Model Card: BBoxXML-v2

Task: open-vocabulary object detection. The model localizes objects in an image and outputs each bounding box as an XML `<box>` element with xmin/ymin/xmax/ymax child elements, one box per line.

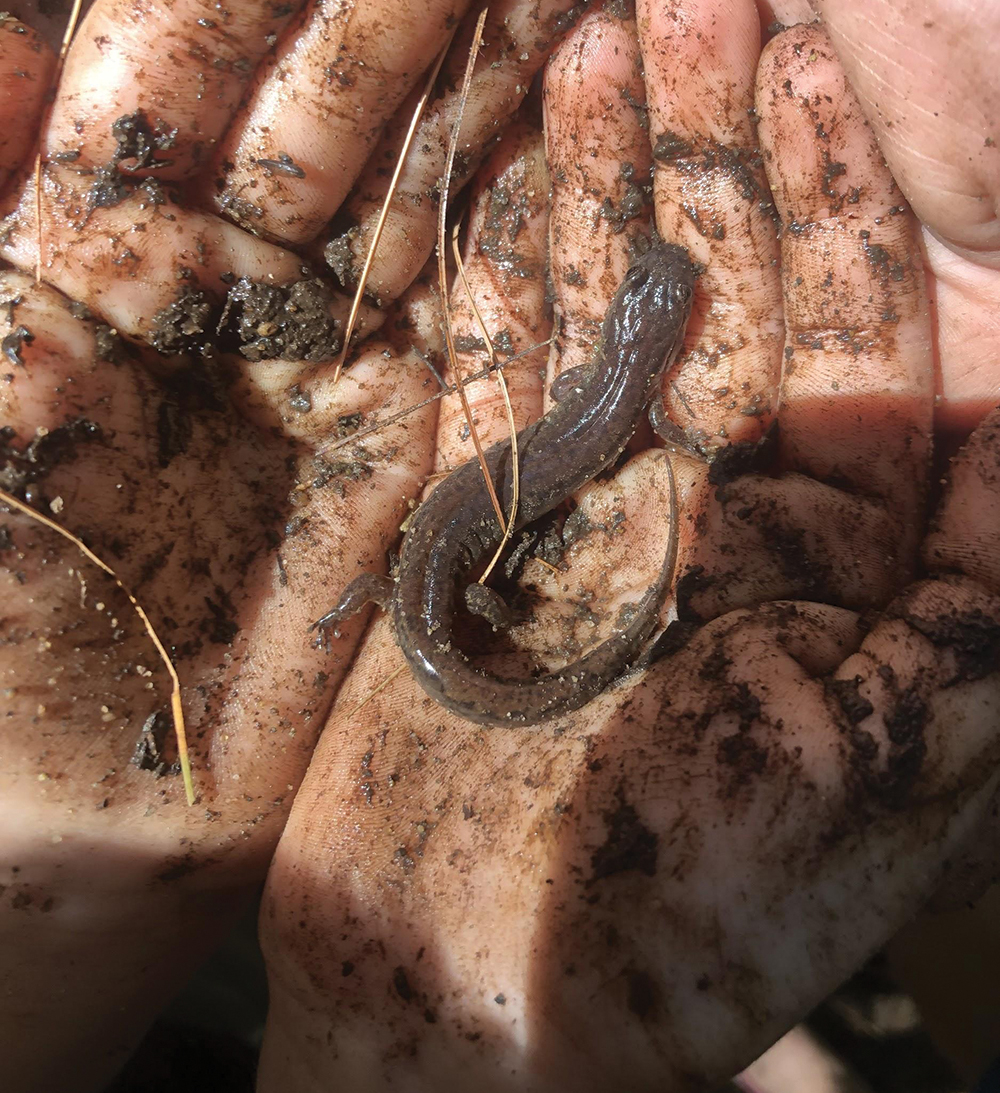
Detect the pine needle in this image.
<box><xmin>0</xmin><ymin>487</ymin><xmax>195</xmax><ymax>806</ymax></box>
<box><xmin>34</xmin><ymin>0</ymin><xmax>84</xmax><ymax>284</ymax></box>
<box><xmin>331</xmin><ymin>25</ymin><xmax>457</xmax><ymax>387</ymax></box>
<box><xmin>449</xmin><ymin>221</ymin><xmax>519</xmax><ymax>583</ymax></box>
<box><xmin>436</xmin><ymin>7</ymin><xmax>506</xmax><ymax>530</ymax></box>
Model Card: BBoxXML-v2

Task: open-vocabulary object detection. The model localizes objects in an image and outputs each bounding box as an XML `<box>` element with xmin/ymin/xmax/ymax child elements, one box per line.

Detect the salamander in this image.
<box><xmin>315</xmin><ymin>241</ymin><xmax>696</xmax><ymax>726</ymax></box>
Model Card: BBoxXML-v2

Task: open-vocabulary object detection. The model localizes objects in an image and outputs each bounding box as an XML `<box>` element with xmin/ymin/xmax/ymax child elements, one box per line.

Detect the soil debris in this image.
<box><xmin>589</xmin><ymin>785</ymin><xmax>659</xmax><ymax>883</ymax></box>
<box><xmin>2</xmin><ymin>324</ymin><xmax>32</xmax><ymax>366</ymax></box>
<box><xmin>0</xmin><ymin>418</ymin><xmax>103</xmax><ymax>498</ymax></box>
<box><xmin>132</xmin><ymin>711</ymin><xmax>180</xmax><ymax>778</ymax></box>
<box><xmin>221</xmin><ymin>277</ymin><xmax>343</xmax><ymax>362</ymax></box>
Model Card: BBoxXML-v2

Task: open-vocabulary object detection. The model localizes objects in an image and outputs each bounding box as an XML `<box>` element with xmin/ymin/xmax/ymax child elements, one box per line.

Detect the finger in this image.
<box><xmin>434</xmin><ymin>121</ymin><xmax>550</xmax><ymax>472</ymax></box>
<box><xmin>320</xmin><ymin>0</ymin><xmax>585</xmax><ymax>307</ymax></box>
<box><xmin>762</xmin><ymin>1</ymin><xmax>815</xmax><ymax>28</ymax></box>
<box><xmin>2</xmin><ymin>166</ymin><xmax>300</xmax><ymax>338</ymax></box>
<box><xmin>540</xmin><ymin>11</ymin><xmax>719</xmax><ymax>637</ymax></box>
<box><xmin>756</xmin><ymin>25</ymin><xmax>933</xmax><ymax>546</ymax></box>
<box><xmin>678</xmin><ymin>471</ymin><xmax>909</xmax><ymax>621</ymax></box>
<box><xmin>924</xmin><ymin>405</ymin><xmax>1000</xmax><ymax>596</ymax></box>
<box><xmin>812</xmin><ymin>0</ymin><xmax>1000</xmax><ymax>266</ymax></box>
<box><xmin>45</xmin><ymin>0</ymin><xmax>304</xmax><ymax>180</ymax></box>
<box><xmin>240</xmin><ymin>285</ymin><xmax>443</xmax><ymax>737</ymax></box>
<box><xmin>543</xmin><ymin>4</ymin><xmax>652</xmax><ymax>380</ymax></box>
<box><xmin>0</xmin><ymin>166</ymin><xmax>382</xmax><ymax>357</ymax></box>
<box><xmin>683</xmin><ymin>304</ymin><xmax>999</xmax><ymax>626</ymax></box>
<box><xmin>0</xmin><ymin>15</ymin><xmax>55</xmax><ymax>192</ymax></box>
<box><xmin>204</xmin><ymin>0</ymin><xmax>471</xmax><ymax>245</ymax></box>
<box><xmin>509</xmin><ymin>448</ymin><xmax>690</xmax><ymax>650</ymax></box>
<box><xmin>670</xmin><ymin>23</ymin><xmax>934</xmax><ymax>620</ymax></box>
<box><xmin>832</xmin><ymin>576</ymin><xmax>1000</xmax><ymax>816</ymax></box>
<box><xmin>639</xmin><ymin>0</ymin><xmax>784</xmax><ymax>451</ymax></box>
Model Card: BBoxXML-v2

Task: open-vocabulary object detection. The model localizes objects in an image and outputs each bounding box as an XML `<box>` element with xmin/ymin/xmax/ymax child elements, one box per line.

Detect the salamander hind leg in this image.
<box><xmin>464</xmin><ymin>583</ymin><xmax>514</xmax><ymax>631</ymax></box>
<box><xmin>648</xmin><ymin>395</ymin><xmax>710</xmax><ymax>461</ymax></box>
<box><xmin>310</xmin><ymin>573</ymin><xmax>394</xmax><ymax>646</ymax></box>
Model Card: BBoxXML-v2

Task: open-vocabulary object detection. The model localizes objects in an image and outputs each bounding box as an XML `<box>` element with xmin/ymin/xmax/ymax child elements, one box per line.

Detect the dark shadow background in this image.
<box><xmin>102</xmin><ymin>898</ymin><xmax>968</xmax><ymax>1093</ymax></box>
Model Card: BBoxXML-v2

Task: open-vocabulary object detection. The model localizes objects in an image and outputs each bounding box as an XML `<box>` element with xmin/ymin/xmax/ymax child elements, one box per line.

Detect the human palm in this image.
<box><xmin>1</xmin><ymin>1</ymin><xmax>998</xmax><ymax>1092</ymax></box>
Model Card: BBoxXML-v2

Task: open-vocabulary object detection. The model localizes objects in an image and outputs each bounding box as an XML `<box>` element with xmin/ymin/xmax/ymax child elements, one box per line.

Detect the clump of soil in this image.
<box><xmin>131</xmin><ymin>711</ymin><xmax>180</xmax><ymax>778</ymax></box>
<box><xmin>147</xmin><ymin>289</ymin><xmax>216</xmax><ymax>356</ymax></box>
<box><xmin>219</xmin><ymin>278</ymin><xmax>343</xmax><ymax>362</ymax></box>
<box><xmin>146</xmin><ymin>277</ymin><xmax>344</xmax><ymax>364</ymax></box>
<box><xmin>324</xmin><ymin>235</ymin><xmax>356</xmax><ymax>288</ymax></box>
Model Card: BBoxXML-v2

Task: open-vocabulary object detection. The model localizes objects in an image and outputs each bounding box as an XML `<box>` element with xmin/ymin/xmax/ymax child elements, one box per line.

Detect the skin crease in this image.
<box><xmin>0</xmin><ymin>5</ymin><xmax>996</xmax><ymax>1093</ymax></box>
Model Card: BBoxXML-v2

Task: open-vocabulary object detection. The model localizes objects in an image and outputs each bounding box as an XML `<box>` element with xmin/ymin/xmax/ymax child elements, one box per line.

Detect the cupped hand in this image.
<box><xmin>0</xmin><ymin>1</ymin><xmax>997</xmax><ymax>1092</ymax></box>
<box><xmin>257</xmin><ymin>2</ymin><xmax>1000</xmax><ymax>1090</ymax></box>
<box><xmin>0</xmin><ymin>2</ymin><xmax>581</xmax><ymax>1088</ymax></box>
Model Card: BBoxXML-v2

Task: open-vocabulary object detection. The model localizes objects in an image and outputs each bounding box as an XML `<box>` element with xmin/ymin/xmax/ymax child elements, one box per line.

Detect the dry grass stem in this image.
<box><xmin>449</xmin><ymin>222</ymin><xmax>520</xmax><ymax>583</ymax></box>
<box><xmin>317</xmin><ymin>337</ymin><xmax>551</xmax><ymax>458</ymax></box>
<box><xmin>349</xmin><ymin>663</ymin><xmax>407</xmax><ymax>717</ymax></box>
<box><xmin>436</xmin><ymin>7</ymin><xmax>506</xmax><ymax>530</ymax></box>
<box><xmin>660</xmin><ymin>454</ymin><xmax>680</xmax><ymax>621</ymax></box>
<box><xmin>0</xmin><ymin>487</ymin><xmax>195</xmax><ymax>806</ymax></box>
<box><xmin>331</xmin><ymin>25</ymin><xmax>457</xmax><ymax>387</ymax></box>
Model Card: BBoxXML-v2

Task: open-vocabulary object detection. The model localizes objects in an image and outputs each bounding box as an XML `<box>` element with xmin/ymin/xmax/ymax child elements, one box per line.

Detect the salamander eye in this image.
<box><xmin>628</xmin><ymin>266</ymin><xmax>650</xmax><ymax>288</ymax></box>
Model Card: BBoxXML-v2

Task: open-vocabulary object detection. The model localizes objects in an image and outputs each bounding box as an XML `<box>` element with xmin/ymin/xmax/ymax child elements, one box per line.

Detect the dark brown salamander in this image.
<box><xmin>316</xmin><ymin>242</ymin><xmax>696</xmax><ymax>726</ymax></box>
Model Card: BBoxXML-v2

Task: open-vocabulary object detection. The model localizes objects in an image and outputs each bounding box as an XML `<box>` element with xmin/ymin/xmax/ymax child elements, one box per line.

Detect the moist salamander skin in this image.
<box><xmin>389</xmin><ymin>242</ymin><xmax>696</xmax><ymax>726</ymax></box>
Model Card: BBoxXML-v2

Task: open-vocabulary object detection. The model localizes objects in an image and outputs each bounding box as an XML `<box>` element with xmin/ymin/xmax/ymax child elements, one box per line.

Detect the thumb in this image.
<box><xmin>812</xmin><ymin>0</ymin><xmax>1000</xmax><ymax>266</ymax></box>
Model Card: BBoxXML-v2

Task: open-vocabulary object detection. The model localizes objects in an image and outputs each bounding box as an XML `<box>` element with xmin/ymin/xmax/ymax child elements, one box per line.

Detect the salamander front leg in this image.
<box><xmin>310</xmin><ymin>573</ymin><xmax>394</xmax><ymax>648</ymax></box>
<box><xmin>549</xmin><ymin>365</ymin><xmax>588</xmax><ymax>403</ymax></box>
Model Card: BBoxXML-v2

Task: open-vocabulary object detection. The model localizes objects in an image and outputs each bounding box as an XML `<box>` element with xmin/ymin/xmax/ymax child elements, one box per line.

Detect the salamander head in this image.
<box><xmin>621</xmin><ymin>242</ymin><xmax>696</xmax><ymax>310</ymax></box>
<box><xmin>604</xmin><ymin>242</ymin><xmax>697</xmax><ymax>390</ymax></box>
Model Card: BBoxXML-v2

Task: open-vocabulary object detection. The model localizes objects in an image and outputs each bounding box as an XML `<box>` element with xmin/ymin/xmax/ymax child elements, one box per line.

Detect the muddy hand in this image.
<box><xmin>0</xmin><ymin>0</ymin><xmax>997</xmax><ymax>1092</ymax></box>
<box><xmin>0</xmin><ymin>2</ymin><xmax>589</xmax><ymax>1091</ymax></box>
<box><xmin>257</xmin><ymin>5</ymin><xmax>1000</xmax><ymax>1093</ymax></box>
